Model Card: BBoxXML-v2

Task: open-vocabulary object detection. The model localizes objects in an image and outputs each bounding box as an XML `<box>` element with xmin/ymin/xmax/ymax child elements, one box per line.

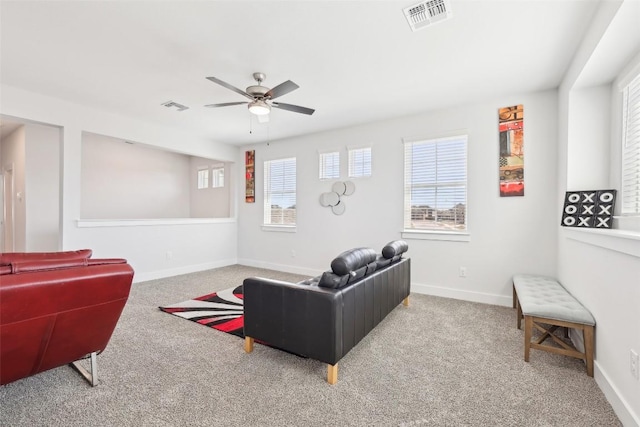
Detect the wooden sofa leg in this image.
<box><xmin>524</xmin><ymin>316</ymin><xmax>532</xmax><ymax>362</ymax></box>
<box><xmin>327</xmin><ymin>364</ymin><xmax>338</xmax><ymax>385</ymax></box>
<box><xmin>244</xmin><ymin>336</ymin><xmax>254</xmax><ymax>353</ymax></box>
<box><xmin>403</xmin><ymin>296</ymin><xmax>409</xmax><ymax>307</ymax></box>
<box><xmin>584</xmin><ymin>326</ymin><xmax>594</xmax><ymax>377</ymax></box>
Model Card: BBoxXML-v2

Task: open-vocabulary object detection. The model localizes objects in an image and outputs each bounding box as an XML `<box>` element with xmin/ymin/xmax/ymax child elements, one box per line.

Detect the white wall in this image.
<box><xmin>558</xmin><ymin>1</ymin><xmax>640</xmax><ymax>425</ymax></box>
<box><xmin>0</xmin><ymin>84</ymin><xmax>239</xmax><ymax>279</ymax></box>
<box><xmin>25</xmin><ymin>123</ymin><xmax>60</xmax><ymax>251</ymax></box>
<box><xmin>567</xmin><ymin>85</ymin><xmax>611</xmax><ymax>190</ymax></box>
<box><xmin>81</xmin><ymin>132</ymin><xmax>191</xmax><ymax>219</ymax></box>
<box><xmin>237</xmin><ymin>90</ymin><xmax>559</xmax><ymax>306</ymax></box>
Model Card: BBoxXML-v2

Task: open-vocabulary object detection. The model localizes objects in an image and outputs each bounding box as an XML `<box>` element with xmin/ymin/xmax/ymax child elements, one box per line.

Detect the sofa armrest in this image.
<box><xmin>243</xmin><ymin>278</ymin><xmax>344</xmax><ymax>365</ymax></box>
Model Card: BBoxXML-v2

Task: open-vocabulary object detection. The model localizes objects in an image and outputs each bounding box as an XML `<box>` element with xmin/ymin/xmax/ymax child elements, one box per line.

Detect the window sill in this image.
<box><xmin>261</xmin><ymin>225</ymin><xmax>297</xmax><ymax>233</ymax></box>
<box><xmin>77</xmin><ymin>218</ymin><xmax>236</xmax><ymax>228</ymax></box>
<box><xmin>402</xmin><ymin>230</ymin><xmax>470</xmax><ymax>242</ymax></box>
<box><xmin>563</xmin><ymin>227</ymin><xmax>640</xmax><ymax>258</ymax></box>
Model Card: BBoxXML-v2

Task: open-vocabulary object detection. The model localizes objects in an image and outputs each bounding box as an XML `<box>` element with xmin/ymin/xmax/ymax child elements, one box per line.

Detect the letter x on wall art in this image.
<box><xmin>561</xmin><ymin>190</ymin><xmax>616</xmax><ymax>229</ymax></box>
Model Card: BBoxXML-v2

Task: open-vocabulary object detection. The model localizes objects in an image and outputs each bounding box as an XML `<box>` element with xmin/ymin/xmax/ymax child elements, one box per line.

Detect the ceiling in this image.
<box><xmin>0</xmin><ymin>1</ymin><xmax>605</xmax><ymax>146</ymax></box>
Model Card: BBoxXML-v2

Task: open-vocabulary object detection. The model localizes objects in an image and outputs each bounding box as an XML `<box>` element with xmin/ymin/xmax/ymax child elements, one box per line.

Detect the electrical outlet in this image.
<box><xmin>459</xmin><ymin>267</ymin><xmax>467</xmax><ymax>278</ymax></box>
<box><xmin>166</xmin><ymin>251</ymin><xmax>173</xmax><ymax>260</ymax></box>
<box><xmin>291</xmin><ymin>250</ymin><xmax>296</xmax><ymax>258</ymax></box>
<box><xmin>631</xmin><ymin>349</ymin><xmax>639</xmax><ymax>380</ymax></box>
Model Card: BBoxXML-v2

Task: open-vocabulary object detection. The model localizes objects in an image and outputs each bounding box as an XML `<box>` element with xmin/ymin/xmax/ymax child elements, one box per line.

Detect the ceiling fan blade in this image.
<box><xmin>204</xmin><ymin>102</ymin><xmax>248</xmax><ymax>108</ymax></box>
<box><xmin>272</xmin><ymin>102</ymin><xmax>315</xmax><ymax>115</ymax></box>
<box><xmin>265</xmin><ymin>80</ymin><xmax>299</xmax><ymax>100</ymax></box>
<box><xmin>206</xmin><ymin>76</ymin><xmax>253</xmax><ymax>100</ymax></box>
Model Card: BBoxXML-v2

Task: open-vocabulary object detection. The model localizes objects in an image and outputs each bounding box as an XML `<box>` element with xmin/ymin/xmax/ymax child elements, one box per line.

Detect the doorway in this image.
<box><xmin>2</xmin><ymin>166</ymin><xmax>14</xmax><ymax>252</ymax></box>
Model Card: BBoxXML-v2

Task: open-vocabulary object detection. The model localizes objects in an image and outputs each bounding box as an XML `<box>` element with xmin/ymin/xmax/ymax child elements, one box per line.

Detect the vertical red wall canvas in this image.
<box><xmin>245</xmin><ymin>150</ymin><xmax>255</xmax><ymax>203</ymax></box>
<box><xmin>498</xmin><ymin>104</ymin><xmax>524</xmax><ymax>197</ymax></box>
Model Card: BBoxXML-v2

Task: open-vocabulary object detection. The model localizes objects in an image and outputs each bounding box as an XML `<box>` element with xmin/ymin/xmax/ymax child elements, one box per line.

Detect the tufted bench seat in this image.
<box><xmin>512</xmin><ymin>274</ymin><xmax>595</xmax><ymax>376</ymax></box>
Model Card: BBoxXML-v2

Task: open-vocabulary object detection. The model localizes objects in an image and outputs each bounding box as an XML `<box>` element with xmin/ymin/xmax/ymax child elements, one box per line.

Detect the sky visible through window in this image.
<box><xmin>409</xmin><ymin>138</ymin><xmax>466</xmax><ymax>210</ymax></box>
<box><xmin>267</xmin><ymin>159</ymin><xmax>296</xmax><ymax>209</ymax></box>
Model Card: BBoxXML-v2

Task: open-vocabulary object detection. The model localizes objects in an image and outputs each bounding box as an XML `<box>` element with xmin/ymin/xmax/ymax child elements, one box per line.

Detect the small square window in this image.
<box><xmin>197</xmin><ymin>168</ymin><xmax>209</xmax><ymax>189</ymax></box>
<box><xmin>212</xmin><ymin>167</ymin><xmax>225</xmax><ymax>188</ymax></box>
<box><xmin>348</xmin><ymin>147</ymin><xmax>372</xmax><ymax>178</ymax></box>
<box><xmin>319</xmin><ymin>152</ymin><xmax>340</xmax><ymax>180</ymax></box>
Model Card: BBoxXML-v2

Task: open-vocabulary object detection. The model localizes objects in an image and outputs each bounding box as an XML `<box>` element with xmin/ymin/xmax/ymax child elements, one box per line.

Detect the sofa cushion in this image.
<box><xmin>318</xmin><ymin>271</ymin><xmax>349</xmax><ymax>289</ymax></box>
<box><xmin>375</xmin><ymin>255</ymin><xmax>392</xmax><ymax>269</ymax></box>
<box><xmin>382</xmin><ymin>240</ymin><xmax>408</xmax><ymax>259</ymax></box>
<box><xmin>297</xmin><ymin>276</ymin><xmax>321</xmax><ymax>286</ymax></box>
<box><xmin>330</xmin><ymin>247</ymin><xmax>377</xmax><ymax>276</ymax></box>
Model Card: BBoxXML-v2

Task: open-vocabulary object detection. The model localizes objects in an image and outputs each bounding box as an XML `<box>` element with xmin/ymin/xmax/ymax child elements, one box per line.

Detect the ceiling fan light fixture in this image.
<box><xmin>248</xmin><ymin>100</ymin><xmax>270</xmax><ymax>115</ymax></box>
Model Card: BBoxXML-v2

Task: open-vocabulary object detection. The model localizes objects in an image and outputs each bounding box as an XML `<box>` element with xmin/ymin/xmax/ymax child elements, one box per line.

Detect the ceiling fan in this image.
<box><xmin>204</xmin><ymin>72</ymin><xmax>315</xmax><ymax>120</ymax></box>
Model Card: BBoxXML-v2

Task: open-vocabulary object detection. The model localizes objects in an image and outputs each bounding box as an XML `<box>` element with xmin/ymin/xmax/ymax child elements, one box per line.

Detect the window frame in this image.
<box><xmin>211</xmin><ymin>165</ymin><xmax>225</xmax><ymax>188</ymax></box>
<box><xmin>319</xmin><ymin>151</ymin><xmax>340</xmax><ymax>180</ymax></box>
<box><xmin>263</xmin><ymin>157</ymin><xmax>297</xmax><ymax>229</ymax></box>
<box><xmin>196</xmin><ymin>168</ymin><xmax>209</xmax><ymax>189</ymax></box>
<box><xmin>620</xmin><ymin>71</ymin><xmax>640</xmax><ymax>217</ymax></box>
<box><xmin>347</xmin><ymin>147</ymin><xmax>372</xmax><ymax>178</ymax></box>
<box><xmin>402</xmin><ymin>133</ymin><xmax>469</xmax><ymax>241</ymax></box>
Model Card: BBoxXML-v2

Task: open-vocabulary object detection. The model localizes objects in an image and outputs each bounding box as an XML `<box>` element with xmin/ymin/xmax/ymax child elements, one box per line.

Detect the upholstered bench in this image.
<box><xmin>512</xmin><ymin>274</ymin><xmax>595</xmax><ymax>376</ymax></box>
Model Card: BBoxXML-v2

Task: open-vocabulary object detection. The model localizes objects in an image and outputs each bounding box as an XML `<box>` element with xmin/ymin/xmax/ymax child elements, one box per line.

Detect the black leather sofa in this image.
<box><xmin>243</xmin><ymin>240</ymin><xmax>410</xmax><ymax>384</ymax></box>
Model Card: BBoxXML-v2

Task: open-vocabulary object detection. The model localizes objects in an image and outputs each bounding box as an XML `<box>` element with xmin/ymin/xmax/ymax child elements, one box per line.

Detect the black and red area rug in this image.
<box><xmin>159</xmin><ymin>285</ymin><xmax>245</xmax><ymax>338</ymax></box>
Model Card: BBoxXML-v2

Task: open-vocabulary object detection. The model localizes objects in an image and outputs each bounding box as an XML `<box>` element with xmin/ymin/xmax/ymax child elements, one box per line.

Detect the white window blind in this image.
<box><xmin>622</xmin><ymin>72</ymin><xmax>640</xmax><ymax>215</ymax></box>
<box><xmin>348</xmin><ymin>147</ymin><xmax>372</xmax><ymax>177</ymax></box>
<box><xmin>197</xmin><ymin>168</ymin><xmax>209</xmax><ymax>189</ymax></box>
<box><xmin>212</xmin><ymin>167</ymin><xmax>225</xmax><ymax>188</ymax></box>
<box><xmin>404</xmin><ymin>135</ymin><xmax>467</xmax><ymax>231</ymax></box>
<box><xmin>264</xmin><ymin>158</ymin><xmax>296</xmax><ymax>225</ymax></box>
<box><xmin>319</xmin><ymin>152</ymin><xmax>340</xmax><ymax>180</ymax></box>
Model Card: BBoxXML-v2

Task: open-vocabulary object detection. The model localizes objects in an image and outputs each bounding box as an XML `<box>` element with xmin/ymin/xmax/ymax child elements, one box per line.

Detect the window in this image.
<box><xmin>622</xmin><ymin>72</ymin><xmax>640</xmax><ymax>215</ymax></box>
<box><xmin>212</xmin><ymin>166</ymin><xmax>225</xmax><ymax>188</ymax></box>
<box><xmin>319</xmin><ymin>151</ymin><xmax>340</xmax><ymax>180</ymax></box>
<box><xmin>348</xmin><ymin>147</ymin><xmax>371</xmax><ymax>177</ymax></box>
<box><xmin>264</xmin><ymin>157</ymin><xmax>296</xmax><ymax>225</ymax></box>
<box><xmin>403</xmin><ymin>135</ymin><xmax>467</xmax><ymax>232</ymax></box>
<box><xmin>197</xmin><ymin>168</ymin><xmax>209</xmax><ymax>189</ymax></box>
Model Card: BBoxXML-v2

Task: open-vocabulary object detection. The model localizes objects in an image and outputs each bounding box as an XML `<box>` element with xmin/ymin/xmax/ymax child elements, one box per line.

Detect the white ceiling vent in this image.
<box><xmin>161</xmin><ymin>100</ymin><xmax>189</xmax><ymax>111</ymax></box>
<box><xmin>403</xmin><ymin>0</ymin><xmax>453</xmax><ymax>32</ymax></box>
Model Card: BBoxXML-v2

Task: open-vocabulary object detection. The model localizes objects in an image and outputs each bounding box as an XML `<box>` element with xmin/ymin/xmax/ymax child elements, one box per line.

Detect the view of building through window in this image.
<box><xmin>404</xmin><ymin>135</ymin><xmax>467</xmax><ymax>231</ymax></box>
<box><xmin>264</xmin><ymin>157</ymin><xmax>296</xmax><ymax>225</ymax></box>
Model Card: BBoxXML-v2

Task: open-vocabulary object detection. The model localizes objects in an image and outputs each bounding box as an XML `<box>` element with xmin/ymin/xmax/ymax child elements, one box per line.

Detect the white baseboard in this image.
<box><xmin>595</xmin><ymin>362</ymin><xmax>640</xmax><ymax>427</ymax></box>
<box><xmin>411</xmin><ymin>282</ymin><xmax>512</xmax><ymax>307</ymax></box>
<box><xmin>133</xmin><ymin>258</ymin><xmax>237</xmax><ymax>283</ymax></box>
<box><xmin>237</xmin><ymin>258</ymin><xmax>322</xmax><ymax>278</ymax></box>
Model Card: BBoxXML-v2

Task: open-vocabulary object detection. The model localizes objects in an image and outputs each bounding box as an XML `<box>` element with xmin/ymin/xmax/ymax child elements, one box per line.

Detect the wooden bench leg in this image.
<box><xmin>244</xmin><ymin>336</ymin><xmax>254</xmax><ymax>353</ymax></box>
<box><xmin>516</xmin><ymin>298</ymin><xmax>522</xmax><ymax>330</ymax></box>
<box><xmin>327</xmin><ymin>364</ymin><xmax>338</xmax><ymax>385</ymax></box>
<box><xmin>512</xmin><ymin>284</ymin><xmax>517</xmax><ymax>309</ymax></box>
<box><xmin>584</xmin><ymin>325</ymin><xmax>594</xmax><ymax>377</ymax></box>
<box><xmin>524</xmin><ymin>316</ymin><xmax>532</xmax><ymax>362</ymax></box>
<box><xmin>403</xmin><ymin>296</ymin><xmax>409</xmax><ymax>307</ymax></box>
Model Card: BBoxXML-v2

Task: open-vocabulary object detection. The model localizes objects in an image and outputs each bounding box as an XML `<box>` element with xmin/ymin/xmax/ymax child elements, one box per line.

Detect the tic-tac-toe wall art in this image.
<box><xmin>561</xmin><ymin>190</ymin><xmax>616</xmax><ymax>229</ymax></box>
<box><xmin>499</xmin><ymin>104</ymin><xmax>524</xmax><ymax>197</ymax></box>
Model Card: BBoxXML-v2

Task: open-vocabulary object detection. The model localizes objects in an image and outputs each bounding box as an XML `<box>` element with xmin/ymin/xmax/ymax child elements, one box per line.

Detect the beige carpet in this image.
<box><xmin>0</xmin><ymin>265</ymin><xmax>621</xmax><ymax>426</ymax></box>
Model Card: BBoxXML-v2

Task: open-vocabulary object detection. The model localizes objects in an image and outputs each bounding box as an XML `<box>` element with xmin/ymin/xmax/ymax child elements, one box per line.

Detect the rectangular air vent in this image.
<box><xmin>161</xmin><ymin>100</ymin><xmax>189</xmax><ymax>111</ymax></box>
<box><xmin>403</xmin><ymin>0</ymin><xmax>453</xmax><ymax>32</ymax></box>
